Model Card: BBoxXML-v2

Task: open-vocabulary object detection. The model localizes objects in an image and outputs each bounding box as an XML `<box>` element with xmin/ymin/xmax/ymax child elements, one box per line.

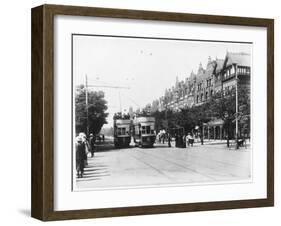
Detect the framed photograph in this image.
<box><xmin>31</xmin><ymin>4</ymin><xmax>274</xmax><ymax>221</ymax></box>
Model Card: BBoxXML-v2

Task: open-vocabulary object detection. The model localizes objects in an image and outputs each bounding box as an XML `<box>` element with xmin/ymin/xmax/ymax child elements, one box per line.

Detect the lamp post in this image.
<box><xmin>224</xmin><ymin>111</ymin><xmax>230</xmax><ymax>148</ymax></box>
<box><xmin>85</xmin><ymin>74</ymin><xmax>89</xmax><ymax>136</ymax></box>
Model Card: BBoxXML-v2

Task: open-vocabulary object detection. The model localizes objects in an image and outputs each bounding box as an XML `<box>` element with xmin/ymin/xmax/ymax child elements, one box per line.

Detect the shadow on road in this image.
<box><xmin>95</xmin><ymin>141</ymin><xmax>135</xmax><ymax>152</ymax></box>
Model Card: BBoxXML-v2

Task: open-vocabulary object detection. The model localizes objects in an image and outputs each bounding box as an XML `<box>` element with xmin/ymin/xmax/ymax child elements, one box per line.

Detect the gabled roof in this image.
<box><xmin>189</xmin><ymin>70</ymin><xmax>196</xmax><ymax>81</ymax></box>
<box><xmin>225</xmin><ymin>52</ymin><xmax>251</xmax><ymax>67</ymax></box>
<box><xmin>214</xmin><ymin>59</ymin><xmax>224</xmax><ymax>73</ymax></box>
<box><xmin>197</xmin><ymin>62</ymin><xmax>205</xmax><ymax>74</ymax></box>
<box><xmin>196</xmin><ymin>59</ymin><xmax>216</xmax><ymax>81</ymax></box>
<box><xmin>205</xmin><ymin>60</ymin><xmax>216</xmax><ymax>76</ymax></box>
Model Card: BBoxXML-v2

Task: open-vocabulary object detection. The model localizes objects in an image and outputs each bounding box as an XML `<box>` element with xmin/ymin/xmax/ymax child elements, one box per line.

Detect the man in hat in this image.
<box><xmin>76</xmin><ymin>136</ymin><xmax>87</xmax><ymax>178</ymax></box>
<box><xmin>89</xmin><ymin>133</ymin><xmax>95</xmax><ymax>157</ymax></box>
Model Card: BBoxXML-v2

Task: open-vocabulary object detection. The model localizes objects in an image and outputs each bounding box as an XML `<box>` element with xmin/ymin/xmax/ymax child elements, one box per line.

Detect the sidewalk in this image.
<box><xmin>188</xmin><ymin>139</ymin><xmax>251</xmax><ymax>149</ymax></box>
<box><xmin>155</xmin><ymin>139</ymin><xmax>251</xmax><ymax>150</ymax></box>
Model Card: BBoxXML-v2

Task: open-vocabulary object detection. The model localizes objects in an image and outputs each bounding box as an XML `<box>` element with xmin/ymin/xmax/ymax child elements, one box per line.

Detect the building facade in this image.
<box><xmin>149</xmin><ymin>52</ymin><xmax>250</xmax><ymax>112</ymax></box>
<box><xmin>146</xmin><ymin>52</ymin><xmax>251</xmax><ymax>139</ymax></box>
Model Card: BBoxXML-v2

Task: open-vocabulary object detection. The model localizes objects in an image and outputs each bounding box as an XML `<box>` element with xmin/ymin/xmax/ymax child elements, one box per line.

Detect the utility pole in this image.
<box><xmin>85</xmin><ymin>74</ymin><xmax>89</xmax><ymax>136</ymax></box>
<box><xmin>118</xmin><ymin>91</ymin><xmax>122</xmax><ymax>113</ymax></box>
<box><xmin>235</xmin><ymin>65</ymin><xmax>239</xmax><ymax>150</ymax></box>
<box><xmin>78</xmin><ymin>77</ymin><xmax>130</xmax><ymax>136</ymax></box>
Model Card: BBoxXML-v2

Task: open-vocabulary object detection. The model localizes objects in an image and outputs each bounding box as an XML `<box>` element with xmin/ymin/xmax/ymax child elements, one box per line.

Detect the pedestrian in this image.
<box><xmin>200</xmin><ymin>132</ymin><xmax>204</xmax><ymax>145</ymax></box>
<box><xmin>186</xmin><ymin>134</ymin><xmax>189</xmax><ymax>147</ymax></box>
<box><xmin>187</xmin><ymin>133</ymin><xmax>194</xmax><ymax>147</ymax></box>
<box><xmin>158</xmin><ymin>131</ymin><xmax>161</xmax><ymax>143</ymax></box>
<box><xmin>190</xmin><ymin>133</ymin><xmax>194</xmax><ymax>146</ymax></box>
<box><xmin>76</xmin><ymin>136</ymin><xmax>87</xmax><ymax>178</ymax></box>
<box><xmin>162</xmin><ymin>130</ymin><xmax>166</xmax><ymax>144</ymax></box>
<box><xmin>79</xmin><ymin>133</ymin><xmax>89</xmax><ymax>166</ymax></box>
<box><xmin>168</xmin><ymin>133</ymin><xmax>171</xmax><ymax>147</ymax></box>
<box><xmin>182</xmin><ymin>135</ymin><xmax>186</xmax><ymax>148</ymax></box>
<box><xmin>89</xmin><ymin>133</ymin><xmax>95</xmax><ymax>157</ymax></box>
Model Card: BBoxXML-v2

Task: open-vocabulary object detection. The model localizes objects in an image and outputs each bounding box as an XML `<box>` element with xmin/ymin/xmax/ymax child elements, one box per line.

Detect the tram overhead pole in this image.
<box><xmin>80</xmin><ymin>74</ymin><xmax>131</xmax><ymax>135</ymax></box>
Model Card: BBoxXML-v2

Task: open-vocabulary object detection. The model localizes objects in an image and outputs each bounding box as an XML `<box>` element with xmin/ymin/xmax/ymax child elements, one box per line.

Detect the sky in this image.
<box><xmin>73</xmin><ymin>35</ymin><xmax>252</xmax><ymax>128</ymax></box>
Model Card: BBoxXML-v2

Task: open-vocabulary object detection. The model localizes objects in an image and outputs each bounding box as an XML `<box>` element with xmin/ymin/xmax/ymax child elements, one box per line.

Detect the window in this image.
<box><xmin>141</xmin><ymin>126</ymin><xmax>152</xmax><ymax>134</ymax></box>
<box><xmin>225</xmin><ymin>86</ymin><xmax>230</xmax><ymax>95</ymax></box>
<box><xmin>231</xmin><ymin>66</ymin><xmax>235</xmax><ymax>75</ymax></box>
<box><xmin>146</xmin><ymin>126</ymin><xmax>151</xmax><ymax>134</ymax></box>
<box><xmin>197</xmin><ymin>83</ymin><xmax>203</xmax><ymax>91</ymax></box>
<box><xmin>117</xmin><ymin>128</ymin><xmax>127</xmax><ymax>135</ymax></box>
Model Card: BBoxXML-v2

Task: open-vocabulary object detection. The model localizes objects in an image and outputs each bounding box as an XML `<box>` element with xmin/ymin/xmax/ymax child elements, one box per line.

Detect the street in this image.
<box><xmin>75</xmin><ymin>141</ymin><xmax>251</xmax><ymax>190</ymax></box>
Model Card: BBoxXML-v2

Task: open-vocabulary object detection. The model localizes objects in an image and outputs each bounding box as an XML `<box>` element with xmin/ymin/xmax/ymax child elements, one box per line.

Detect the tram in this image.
<box><xmin>113</xmin><ymin>117</ymin><xmax>131</xmax><ymax>148</ymax></box>
<box><xmin>132</xmin><ymin>116</ymin><xmax>156</xmax><ymax>147</ymax></box>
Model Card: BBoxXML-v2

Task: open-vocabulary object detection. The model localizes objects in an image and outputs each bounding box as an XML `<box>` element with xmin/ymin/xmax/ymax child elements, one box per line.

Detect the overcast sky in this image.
<box><xmin>73</xmin><ymin>35</ymin><xmax>252</xmax><ymax>128</ymax></box>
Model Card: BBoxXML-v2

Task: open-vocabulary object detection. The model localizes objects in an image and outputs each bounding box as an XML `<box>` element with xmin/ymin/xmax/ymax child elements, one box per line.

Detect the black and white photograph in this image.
<box><xmin>73</xmin><ymin>34</ymin><xmax>252</xmax><ymax>190</ymax></box>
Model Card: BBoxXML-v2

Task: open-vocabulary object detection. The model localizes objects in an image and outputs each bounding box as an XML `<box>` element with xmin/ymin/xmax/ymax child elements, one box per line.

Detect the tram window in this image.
<box><xmin>146</xmin><ymin>126</ymin><xmax>151</xmax><ymax>134</ymax></box>
<box><xmin>142</xmin><ymin>126</ymin><xmax>146</xmax><ymax>134</ymax></box>
<box><xmin>121</xmin><ymin>128</ymin><xmax>126</xmax><ymax>135</ymax></box>
<box><xmin>117</xmin><ymin>128</ymin><xmax>121</xmax><ymax>135</ymax></box>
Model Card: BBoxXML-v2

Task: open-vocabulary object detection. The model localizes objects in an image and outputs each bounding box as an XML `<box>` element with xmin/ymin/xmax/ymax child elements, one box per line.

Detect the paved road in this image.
<box><xmin>76</xmin><ymin>143</ymin><xmax>251</xmax><ymax>190</ymax></box>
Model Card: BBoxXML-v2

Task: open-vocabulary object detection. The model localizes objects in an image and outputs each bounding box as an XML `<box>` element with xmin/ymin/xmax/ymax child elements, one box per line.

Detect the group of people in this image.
<box><xmin>158</xmin><ymin>131</ymin><xmax>197</xmax><ymax>148</ymax></box>
<box><xmin>175</xmin><ymin>133</ymin><xmax>197</xmax><ymax>147</ymax></box>
<box><xmin>75</xmin><ymin>133</ymin><xmax>96</xmax><ymax>178</ymax></box>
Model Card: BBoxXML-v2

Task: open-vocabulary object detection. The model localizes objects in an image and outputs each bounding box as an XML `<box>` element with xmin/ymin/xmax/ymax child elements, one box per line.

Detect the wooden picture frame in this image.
<box><xmin>31</xmin><ymin>4</ymin><xmax>274</xmax><ymax>221</ymax></box>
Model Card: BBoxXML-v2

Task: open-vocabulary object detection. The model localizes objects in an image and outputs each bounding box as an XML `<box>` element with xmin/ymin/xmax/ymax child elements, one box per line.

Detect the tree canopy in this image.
<box><xmin>75</xmin><ymin>86</ymin><xmax>108</xmax><ymax>135</ymax></box>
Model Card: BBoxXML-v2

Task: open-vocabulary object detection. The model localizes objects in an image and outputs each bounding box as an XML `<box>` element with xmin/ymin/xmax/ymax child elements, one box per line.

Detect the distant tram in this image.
<box><xmin>113</xmin><ymin>118</ymin><xmax>131</xmax><ymax>148</ymax></box>
<box><xmin>132</xmin><ymin>116</ymin><xmax>156</xmax><ymax>147</ymax></box>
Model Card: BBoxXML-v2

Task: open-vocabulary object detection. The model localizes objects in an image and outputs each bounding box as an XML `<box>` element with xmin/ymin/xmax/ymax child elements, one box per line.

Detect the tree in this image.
<box><xmin>75</xmin><ymin>86</ymin><xmax>108</xmax><ymax>135</ymax></box>
<box><xmin>207</xmin><ymin>87</ymin><xmax>250</xmax><ymax>141</ymax></box>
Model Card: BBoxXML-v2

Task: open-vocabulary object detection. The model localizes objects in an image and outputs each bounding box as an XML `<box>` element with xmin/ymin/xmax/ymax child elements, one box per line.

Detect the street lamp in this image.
<box><xmin>224</xmin><ymin>111</ymin><xmax>230</xmax><ymax>148</ymax></box>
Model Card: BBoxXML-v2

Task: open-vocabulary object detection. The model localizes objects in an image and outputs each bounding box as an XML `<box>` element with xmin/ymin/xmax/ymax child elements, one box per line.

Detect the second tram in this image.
<box><xmin>132</xmin><ymin>116</ymin><xmax>156</xmax><ymax>147</ymax></box>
